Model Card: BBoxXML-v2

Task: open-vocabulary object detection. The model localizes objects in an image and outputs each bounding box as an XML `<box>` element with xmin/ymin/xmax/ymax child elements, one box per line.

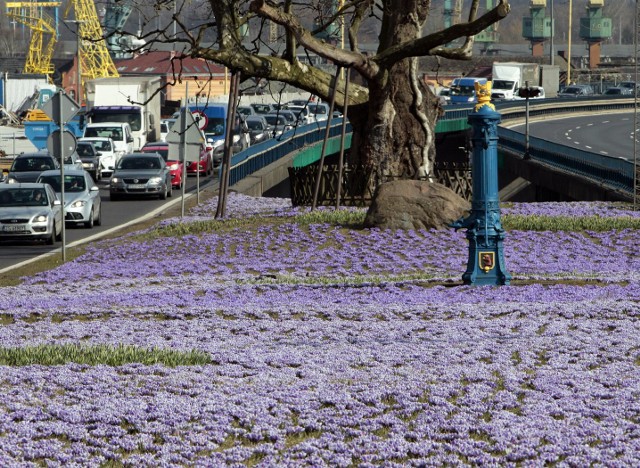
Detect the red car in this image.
<box><xmin>186</xmin><ymin>143</ymin><xmax>214</xmax><ymax>177</ymax></box>
<box><xmin>140</xmin><ymin>141</ymin><xmax>185</xmax><ymax>189</ymax></box>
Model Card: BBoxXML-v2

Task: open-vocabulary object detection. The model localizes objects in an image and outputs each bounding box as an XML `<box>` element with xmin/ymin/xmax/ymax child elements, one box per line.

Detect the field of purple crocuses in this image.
<box><xmin>0</xmin><ymin>193</ymin><xmax>639</xmax><ymax>466</ymax></box>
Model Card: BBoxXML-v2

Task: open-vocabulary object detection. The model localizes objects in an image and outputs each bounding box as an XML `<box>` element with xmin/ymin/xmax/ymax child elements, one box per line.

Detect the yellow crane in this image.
<box><xmin>64</xmin><ymin>0</ymin><xmax>119</xmax><ymax>82</ymax></box>
<box><xmin>6</xmin><ymin>1</ymin><xmax>61</xmax><ymax>78</ymax></box>
<box><xmin>7</xmin><ymin>0</ymin><xmax>118</xmax><ymax>86</ymax></box>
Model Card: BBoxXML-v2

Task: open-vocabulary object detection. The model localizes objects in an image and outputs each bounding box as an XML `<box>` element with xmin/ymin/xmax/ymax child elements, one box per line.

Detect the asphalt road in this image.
<box><xmin>509</xmin><ymin>111</ymin><xmax>637</xmax><ymax>161</ymax></box>
<box><xmin>0</xmin><ymin>173</ymin><xmax>220</xmax><ymax>273</ymax></box>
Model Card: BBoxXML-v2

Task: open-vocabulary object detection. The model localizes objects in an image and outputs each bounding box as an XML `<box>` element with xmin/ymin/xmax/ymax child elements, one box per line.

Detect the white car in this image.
<box><xmin>0</xmin><ymin>183</ymin><xmax>62</xmax><ymax>244</ymax></box>
<box><xmin>286</xmin><ymin>105</ymin><xmax>314</xmax><ymax>125</ymax></box>
<box><xmin>160</xmin><ymin>119</ymin><xmax>176</xmax><ymax>142</ymax></box>
<box><xmin>308</xmin><ymin>103</ymin><xmax>330</xmax><ymax>122</ymax></box>
<box><xmin>37</xmin><ymin>169</ymin><xmax>102</xmax><ymax>229</ymax></box>
<box><xmin>78</xmin><ymin>137</ymin><xmax>119</xmax><ymax>177</ymax></box>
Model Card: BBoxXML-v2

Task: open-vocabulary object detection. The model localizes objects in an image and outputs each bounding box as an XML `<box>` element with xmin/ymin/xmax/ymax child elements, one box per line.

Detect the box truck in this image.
<box><xmin>85</xmin><ymin>77</ymin><xmax>161</xmax><ymax>150</ymax></box>
<box><xmin>491</xmin><ymin>62</ymin><xmax>540</xmax><ymax>100</ymax></box>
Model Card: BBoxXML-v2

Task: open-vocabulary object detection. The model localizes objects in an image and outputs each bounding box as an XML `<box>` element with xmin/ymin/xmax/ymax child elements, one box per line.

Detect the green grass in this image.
<box><xmin>143</xmin><ymin>209</ymin><xmax>367</xmax><ymax>239</ymax></box>
<box><xmin>0</xmin><ymin>344</ymin><xmax>211</xmax><ymax>367</ymax></box>
<box><xmin>502</xmin><ymin>214</ymin><xmax>640</xmax><ymax>231</ymax></box>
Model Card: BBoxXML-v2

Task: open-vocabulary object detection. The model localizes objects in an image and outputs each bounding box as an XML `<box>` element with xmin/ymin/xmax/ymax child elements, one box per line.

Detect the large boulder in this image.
<box><xmin>363</xmin><ymin>180</ymin><xmax>470</xmax><ymax>230</ymax></box>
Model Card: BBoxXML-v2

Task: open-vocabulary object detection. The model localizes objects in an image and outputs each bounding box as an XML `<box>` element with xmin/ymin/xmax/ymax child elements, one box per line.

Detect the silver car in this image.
<box><xmin>109</xmin><ymin>153</ymin><xmax>173</xmax><ymax>201</ymax></box>
<box><xmin>0</xmin><ymin>183</ymin><xmax>62</xmax><ymax>244</ymax></box>
<box><xmin>37</xmin><ymin>169</ymin><xmax>102</xmax><ymax>229</ymax></box>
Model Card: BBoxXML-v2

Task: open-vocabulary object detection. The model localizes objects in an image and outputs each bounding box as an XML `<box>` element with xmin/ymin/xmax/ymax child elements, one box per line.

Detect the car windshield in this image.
<box><xmin>562</xmin><ymin>87</ymin><xmax>581</xmax><ymax>94</ymax></box>
<box><xmin>450</xmin><ymin>85</ymin><xmax>475</xmax><ymax>96</ymax></box>
<box><xmin>492</xmin><ymin>80</ymin><xmax>514</xmax><ymax>89</ymax></box>
<box><xmin>247</xmin><ymin>120</ymin><xmax>265</xmax><ymax>130</ymax></box>
<box><xmin>278</xmin><ymin>112</ymin><xmax>296</xmax><ymax>123</ymax></box>
<box><xmin>264</xmin><ymin>115</ymin><xmax>284</xmax><ymax>125</ymax></box>
<box><xmin>85</xmin><ymin>127</ymin><xmax>123</xmax><ymax>140</ymax></box>
<box><xmin>142</xmin><ymin>148</ymin><xmax>169</xmax><ymax>159</ymax></box>
<box><xmin>309</xmin><ymin>105</ymin><xmax>327</xmax><ymax>115</ymax></box>
<box><xmin>0</xmin><ymin>188</ymin><xmax>48</xmax><ymax>207</ymax></box>
<box><xmin>12</xmin><ymin>157</ymin><xmax>53</xmax><ymax>172</ymax></box>
<box><xmin>91</xmin><ymin>140</ymin><xmax>112</xmax><ymax>152</ymax></box>
<box><xmin>76</xmin><ymin>144</ymin><xmax>94</xmax><ymax>157</ymax></box>
<box><xmin>38</xmin><ymin>175</ymin><xmax>86</xmax><ymax>193</ymax></box>
<box><xmin>119</xmin><ymin>157</ymin><xmax>161</xmax><ymax>170</ymax></box>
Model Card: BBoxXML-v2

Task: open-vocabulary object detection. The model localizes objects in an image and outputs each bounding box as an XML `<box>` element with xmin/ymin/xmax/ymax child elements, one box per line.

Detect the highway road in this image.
<box><xmin>509</xmin><ymin>111</ymin><xmax>637</xmax><ymax>161</ymax></box>
<box><xmin>0</xmin><ymin>173</ymin><xmax>219</xmax><ymax>272</ymax></box>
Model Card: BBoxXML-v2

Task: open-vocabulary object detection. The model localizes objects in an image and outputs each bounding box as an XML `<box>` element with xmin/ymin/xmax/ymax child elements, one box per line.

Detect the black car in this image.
<box><xmin>5</xmin><ymin>152</ymin><xmax>60</xmax><ymax>184</ymax></box>
<box><xmin>75</xmin><ymin>141</ymin><xmax>101</xmax><ymax>181</ymax></box>
<box><xmin>245</xmin><ymin>116</ymin><xmax>272</xmax><ymax>145</ymax></box>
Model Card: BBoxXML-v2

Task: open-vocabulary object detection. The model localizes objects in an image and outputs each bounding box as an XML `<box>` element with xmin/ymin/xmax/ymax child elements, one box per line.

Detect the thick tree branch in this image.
<box><xmin>192</xmin><ymin>45</ymin><xmax>369</xmax><ymax>107</ymax></box>
<box><xmin>249</xmin><ymin>0</ymin><xmax>377</xmax><ymax>78</ymax></box>
<box><xmin>375</xmin><ymin>0</ymin><xmax>510</xmax><ymax>67</ymax></box>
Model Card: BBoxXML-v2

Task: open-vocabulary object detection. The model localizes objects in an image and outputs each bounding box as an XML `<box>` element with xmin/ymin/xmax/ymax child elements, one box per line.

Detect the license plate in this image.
<box><xmin>3</xmin><ymin>225</ymin><xmax>25</xmax><ymax>232</ymax></box>
<box><xmin>127</xmin><ymin>184</ymin><xmax>146</xmax><ymax>189</ymax></box>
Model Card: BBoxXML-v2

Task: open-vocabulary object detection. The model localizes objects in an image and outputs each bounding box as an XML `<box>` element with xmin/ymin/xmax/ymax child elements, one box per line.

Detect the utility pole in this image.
<box><xmin>65</xmin><ymin>20</ymin><xmax>86</xmax><ymax>104</ymax></box>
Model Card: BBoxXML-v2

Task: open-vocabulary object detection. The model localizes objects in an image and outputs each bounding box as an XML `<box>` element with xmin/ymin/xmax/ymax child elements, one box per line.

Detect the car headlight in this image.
<box><xmin>232</xmin><ymin>134</ymin><xmax>240</xmax><ymax>143</ymax></box>
<box><xmin>148</xmin><ymin>177</ymin><xmax>163</xmax><ymax>185</ymax></box>
<box><xmin>83</xmin><ymin>162</ymin><xmax>95</xmax><ymax>169</ymax></box>
<box><xmin>168</xmin><ymin>163</ymin><xmax>179</xmax><ymax>170</ymax></box>
<box><xmin>6</xmin><ymin>177</ymin><xmax>18</xmax><ymax>184</ymax></box>
<box><xmin>111</xmin><ymin>177</ymin><xmax>121</xmax><ymax>184</ymax></box>
<box><xmin>33</xmin><ymin>214</ymin><xmax>48</xmax><ymax>223</ymax></box>
<box><xmin>70</xmin><ymin>200</ymin><xmax>87</xmax><ymax>208</ymax></box>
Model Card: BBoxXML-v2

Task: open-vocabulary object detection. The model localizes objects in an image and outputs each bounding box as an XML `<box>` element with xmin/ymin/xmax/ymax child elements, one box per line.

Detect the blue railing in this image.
<box><xmin>498</xmin><ymin>127</ymin><xmax>634</xmax><ymax>194</ymax></box>
<box><xmin>439</xmin><ymin>96</ymin><xmax>638</xmax><ymax>197</ymax></box>
<box><xmin>227</xmin><ymin>96</ymin><xmax>637</xmax><ymax>196</ymax></box>
<box><xmin>226</xmin><ymin>118</ymin><xmax>351</xmax><ymax>187</ymax></box>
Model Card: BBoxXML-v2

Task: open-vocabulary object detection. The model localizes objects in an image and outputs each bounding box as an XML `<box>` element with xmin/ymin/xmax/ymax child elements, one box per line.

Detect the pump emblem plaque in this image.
<box><xmin>479</xmin><ymin>252</ymin><xmax>495</xmax><ymax>273</ymax></box>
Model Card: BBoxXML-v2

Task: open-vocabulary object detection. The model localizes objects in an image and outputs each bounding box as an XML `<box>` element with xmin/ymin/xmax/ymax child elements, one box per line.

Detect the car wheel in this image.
<box><xmin>159</xmin><ymin>184</ymin><xmax>167</xmax><ymax>200</ymax></box>
<box><xmin>94</xmin><ymin>206</ymin><xmax>102</xmax><ymax>226</ymax></box>
<box><xmin>55</xmin><ymin>222</ymin><xmax>62</xmax><ymax>241</ymax></box>
<box><xmin>167</xmin><ymin>182</ymin><xmax>173</xmax><ymax>198</ymax></box>
<box><xmin>46</xmin><ymin>224</ymin><xmax>55</xmax><ymax>245</ymax></box>
<box><xmin>85</xmin><ymin>210</ymin><xmax>94</xmax><ymax>229</ymax></box>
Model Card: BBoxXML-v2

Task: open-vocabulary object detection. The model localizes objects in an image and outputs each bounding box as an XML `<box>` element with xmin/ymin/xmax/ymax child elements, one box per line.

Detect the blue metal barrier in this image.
<box><xmin>498</xmin><ymin>127</ymin><xmax>634</xmax><ymax>194</ymax></box>
<box><xmin>226</xmin><ymin>97</ymin><xmax>636</xmax><ymax>196</ymax></box>
<box><xmin>226</xmin><ymin>119</ymin><xmax>351</xmax><ymax>186</ymax></box>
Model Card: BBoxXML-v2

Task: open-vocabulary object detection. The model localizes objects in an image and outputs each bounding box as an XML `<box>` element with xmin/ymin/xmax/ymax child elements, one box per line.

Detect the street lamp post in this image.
<box><xmin>567</xmin><ymin>0</ymin><xmax>573</xmax><ymax>84</ymax></box>
<box><xmin>549</xmin><ymin>0</ymin><xmax>554</xmax><ymax>66</ymax></box>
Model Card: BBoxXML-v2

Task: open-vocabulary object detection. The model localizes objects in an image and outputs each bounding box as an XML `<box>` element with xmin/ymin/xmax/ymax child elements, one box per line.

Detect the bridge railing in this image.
<box><xmin>227</xmin><ymin>96</ymin><xmax>637</xmax><ymax>196</ymax></box>
<box><xmin>227</xmin><ymin>118</ymin><xmax>351</xmax><ymax>187</ymax></box>
<box><xmin>498</xmin><ymin>127</ymin><xmax>634</xmax><ymax>194</ymax></box>
<box><xmin>440</xmin><ymin>96</ymin><xmax>639</xmax><ymax>197</ymax></box>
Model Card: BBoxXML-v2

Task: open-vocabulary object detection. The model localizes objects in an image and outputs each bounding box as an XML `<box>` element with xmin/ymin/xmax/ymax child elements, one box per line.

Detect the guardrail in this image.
<box><xmin>226</xmin><ymin>96</ymin><xmax>638</xmax><ymax>197</ymax></box>
<box><xmin>439</xmin><ymin>96</ymin><xmax>638</xmax><ymax>197</ymax></box>
<box><xmin>227</xmin><ymin>118</ymin><xmax>351</xmax><ymax>187</ymax></box>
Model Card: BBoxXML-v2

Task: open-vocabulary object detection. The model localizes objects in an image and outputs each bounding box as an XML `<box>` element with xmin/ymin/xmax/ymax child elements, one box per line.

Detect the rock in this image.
<box><xmin>363</xmin><ymin>180</ymin><xmax>470</xmax><ymax>230</ymax></box>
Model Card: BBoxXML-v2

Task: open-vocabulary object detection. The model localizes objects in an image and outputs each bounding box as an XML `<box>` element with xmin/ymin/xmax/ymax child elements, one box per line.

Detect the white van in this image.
<box><xmin>82</xmin><ymin>123</ymin><xmax>134</xmax><ymax>158</ymax></box>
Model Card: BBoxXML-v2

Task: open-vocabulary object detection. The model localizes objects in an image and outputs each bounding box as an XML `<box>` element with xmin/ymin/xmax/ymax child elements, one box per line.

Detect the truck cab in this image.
<box><xmin>187</xmin><ymin>103</ymin><xmax>250</xmax><ymax>157</ymax></box>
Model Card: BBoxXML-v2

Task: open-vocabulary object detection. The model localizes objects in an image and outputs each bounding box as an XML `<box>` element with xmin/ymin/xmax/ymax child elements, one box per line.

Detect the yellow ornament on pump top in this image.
<box><xmin>474</xmin><ymin>80</ymin><xmax>495</xmax><ymax>111</ymax></box>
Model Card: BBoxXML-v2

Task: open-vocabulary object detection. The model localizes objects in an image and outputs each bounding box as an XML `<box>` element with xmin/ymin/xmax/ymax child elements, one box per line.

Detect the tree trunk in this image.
<box><xmin>347</xmin><ymin>2</ymin><xmax>440</xmax><ymax>192</ymax></box>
